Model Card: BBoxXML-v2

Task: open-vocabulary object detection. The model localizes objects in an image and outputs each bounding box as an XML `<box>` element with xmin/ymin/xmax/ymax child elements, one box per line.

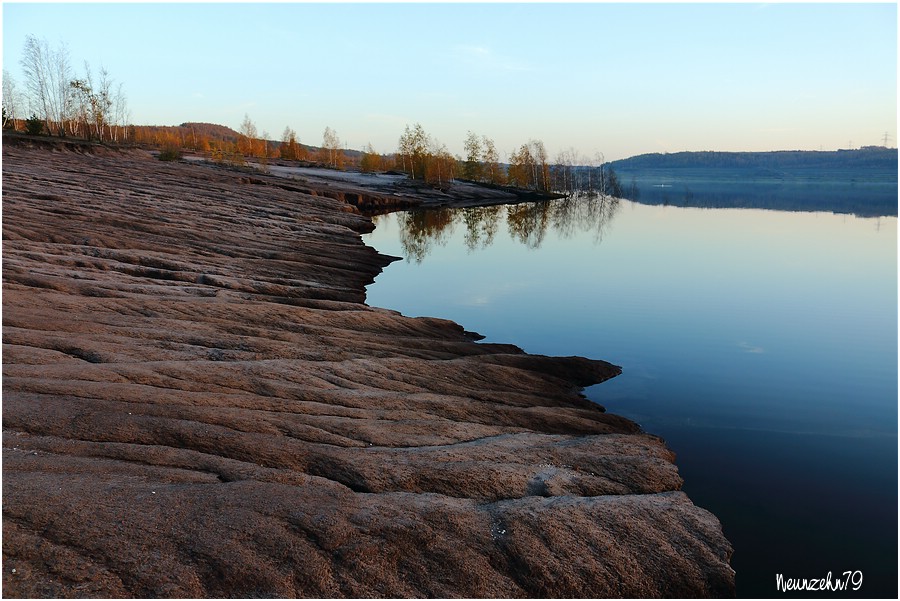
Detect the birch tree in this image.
<box><xmin>507</xmin><ymin>144</ymin><xmax>534</xmax><ymax>188</ymax></box>
<box><xmin>112</xmin><ymin>82</ymin><xmax>128</xmax><ymax>142</ymax></box>
<box><xmin>20</xmin><ymin>35</ymin><xmax>72</xmax><ymax>136</ymax></box>
<box><xmin>322</xmin><ymin>126</ymin><xmax>343</xmax><ymax>169</ymax></box>
<box><xmin>3</xmin><ymin>70</ymin><xmax>22</xmax><ymax>130</ymax></box>
<box><xmin>68</xmin><ymin>78</ymin><xmax>90</xmax><ymax>138</ymax></box>
<box><xmin>280</xmin><ymin>126</ymin><xmax>300</xmax><ymax>160</ymax></box>
<box><xmin>238</xmin><ymin>113</ymin><xmax>259</xmax><ymax>156</ymax></box>
<box><xmin>463</xmin><ymin>130</ymin><xmax>483</xmax><ymax>181</ymax></box>
<box><xmin>397</xmin><ymin>123</ymin><xmax>429</xmax><ymax>180</ymax></box>
<box><xmin>553</xmin><ymin>147</ymin><xmax>579</xmax><ymax>193</ymax></box>
<box><xmin>528</xmin><ymin>139</ymin><xmax>550</xmax><ymax>192</ymax></box>
<box><xmin>262</xmin><ymin>130</ymin><xmax>272</xmax><ymax>158</ymax></box>
<box><xmin>95</xmin><ymin>67</ymin><xmax>113</xmax><ymax>140</ymax></box>
<box><xmin>74</xmin><ymin>63</ymin><xmax>112</xmax><ymax>140</ymax></box>
<box><xmin>21</xmin><ymin>35</ymin><xmax>54</xmax><ymax>134</ymax></box>
<box><xmin>424</xmin><ymin>140</ymin><xmax>455</xmax><ymax>189</ymax></box>
<box><xmin>482</xmin><ymin>135</ymin><xmax>502</xmax><ymax>184</ymax></box>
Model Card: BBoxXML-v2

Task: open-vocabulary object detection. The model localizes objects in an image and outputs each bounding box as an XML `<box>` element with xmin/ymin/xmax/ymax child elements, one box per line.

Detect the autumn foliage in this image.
<box><xmin>395</xmin><ymin>123</ymin><xmax>458</xmax><ymax>189</ymax></box>
<box><xmin>5</xmin><ymin>35</ymin><xmax>617</xmax><ymax>191</ymax></box>
<box><xmin>360</xmin><ymin>143</ymin><xmax>385</xmax><ymax>173</ymax></box>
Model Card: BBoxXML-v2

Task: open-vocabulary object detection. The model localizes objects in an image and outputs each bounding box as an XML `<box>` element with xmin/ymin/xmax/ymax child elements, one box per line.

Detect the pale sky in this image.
<box><xmin>2</xmin><ymin>2</ymin><xmax>897</xmax><ymax>161</ymax></box>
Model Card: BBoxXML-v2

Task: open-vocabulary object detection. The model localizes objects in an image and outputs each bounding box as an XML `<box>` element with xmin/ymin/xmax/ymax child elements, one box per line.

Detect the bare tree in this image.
<box><xmin>20</xmin><ymin>35</ymin><xmax>72</xmax><ymax>136</ymax></box>
<box><xmin>528</xmin><ymin>139</ymin><xmax>549</xmax><ymax>192</ymax></box>
<box><xmin>595</xmin><ymin>152</ymin><xmax>606</xmax><ymax>195</ymax></box>
<box><xmin>20</xmin><ymin>35</ymin><xmax>52</xmax><ymax>133</ymax></box>
<box><xmin>3</xmin><ymin>70</ymin><xmax>22</xmax><ymax>130</ymax></box>
<box><xmin>96</xmin><ymin>67</ymin><xmax>113</xmax><ymax>140</ymax></box>
<box><xmin>322</xmin><ymin>126</ymin><xmax>343</xmax><ymax>169</ymax></box>
<box><xmin>239</xmin><ymin>113</ymin><xmax>258</xmax><ymax>156</ymax></box>
<box><xmin>552</xmin><ymin>148</ymin><xmax>571</xmax><ymax>192</ymax></box>
<box><xmin>259</xmin><ymin>129</ymin><xmax>271</xmax><ymax>171</ymax></box>
<box><xmin>112</xmin><ymin>82</ymin><xmax>127</xmax><ymax>142</ymax></box>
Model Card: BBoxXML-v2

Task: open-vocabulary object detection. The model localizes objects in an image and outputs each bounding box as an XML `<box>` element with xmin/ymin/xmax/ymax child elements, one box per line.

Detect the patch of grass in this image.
<box><xmin>158</xmin><ymin>145</ymin><xmax>182</xmax><ymax>161</ymax></box>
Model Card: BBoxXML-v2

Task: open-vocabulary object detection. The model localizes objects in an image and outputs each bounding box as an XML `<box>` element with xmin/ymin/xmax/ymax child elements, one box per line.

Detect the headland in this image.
<box><xmin>2</xmin><ymin>136</ymin><xmax>734</xmax><ymax>597</ymax></box>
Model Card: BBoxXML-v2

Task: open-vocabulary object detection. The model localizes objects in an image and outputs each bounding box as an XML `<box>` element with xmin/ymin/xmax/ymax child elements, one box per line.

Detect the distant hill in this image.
<box><xmin>176</xmin><ymin>122</ymin><xmax>361</xmax><ymax>157</ymax></box>
<box><xmin>610</xmin><ymin>147</ymin><xmax>898</xmax><ymax>174</ymax></box>
<box><xmin>607</xmin><ymin>147</ymin><xmax>897</xmax><ymax>217</ymax></box>
<box><xmin>179</xmin><ymin>122</ymin><xmax>242</xmax><ymax>143</ymax></box>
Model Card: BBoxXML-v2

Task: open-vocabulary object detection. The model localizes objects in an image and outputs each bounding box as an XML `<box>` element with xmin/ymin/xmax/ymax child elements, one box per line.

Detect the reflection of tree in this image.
<box><xmin>553</xmin><ymin>191</ymin><xmax>621</xmax><ymax>244</ymax></box>
<box><xmin>390</xmin><ymin>193</ymin><xmax>621</xmax><ymax>262</ymax></box>
<box><xmin>398</xmin><ymin>208</ymin><xmax>456</xmax><ymax>264</ymax></box>
<box><xmin>548</xmin><ymin>196</ymin><xmax>580</xmax><ymax>239</ymax></box>
<box><xmin>505</xmin><ymin>193</ymin><xmax>620</xmax><ymax>249</ymax></box>
<box><xmin>461</xmin><ymin>205</ymin><xmax>502</xmax><ymax>252</ymax></box>
<box><xmin>506</xmin><ymin>201</ymin><xmax>551</xmax><ymax>249</ymax></box>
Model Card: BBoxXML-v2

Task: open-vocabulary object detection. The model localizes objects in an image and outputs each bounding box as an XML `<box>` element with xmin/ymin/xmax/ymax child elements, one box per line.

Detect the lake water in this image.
<box><xmin>362</xmin><ymin>194</ymin><xmax>898</xmax><ymax>597</ymax></box>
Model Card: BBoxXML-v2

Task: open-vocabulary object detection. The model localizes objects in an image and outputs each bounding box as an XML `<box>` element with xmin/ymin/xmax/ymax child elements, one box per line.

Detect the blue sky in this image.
<box><xmin>3</xmin><ymin>2</ymin><xmax>897</xmax><ymax>161</ymax></box>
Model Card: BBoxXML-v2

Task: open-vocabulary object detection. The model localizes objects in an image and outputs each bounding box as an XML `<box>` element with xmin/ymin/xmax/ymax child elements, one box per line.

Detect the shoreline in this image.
<box><xmin>2</xmin><ymin>138</ymin><xmax>735</xmax><ymax>597</ymax></box>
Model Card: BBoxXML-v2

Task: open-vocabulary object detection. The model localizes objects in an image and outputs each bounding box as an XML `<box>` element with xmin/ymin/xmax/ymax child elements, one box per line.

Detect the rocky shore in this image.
<box><xmin>2</xmin><ymin>137</ymin><xmax>734</xmax><ymax>597</ymax></box>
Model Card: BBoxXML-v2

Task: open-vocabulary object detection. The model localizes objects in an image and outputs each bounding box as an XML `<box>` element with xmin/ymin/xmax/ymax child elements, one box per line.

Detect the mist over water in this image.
<box><xmin>363</xmin><ymin>192</ymin><xmax>898</xmax><ymax>597</ymax></box>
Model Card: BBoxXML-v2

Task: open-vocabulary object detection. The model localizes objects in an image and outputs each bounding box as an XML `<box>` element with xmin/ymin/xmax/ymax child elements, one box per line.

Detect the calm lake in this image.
<box><xmin>362</xmin><ymin>193</ymin><xmax>898</xmax><ymax>597</ymax></box>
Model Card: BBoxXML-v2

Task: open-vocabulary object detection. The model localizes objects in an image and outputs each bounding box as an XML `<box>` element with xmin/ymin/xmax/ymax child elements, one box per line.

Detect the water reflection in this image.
<box><xmin>615</xmin><ymin>171</ymin><xmax>898</xmax><ymax>217</ymax></box>
<box><xmin>547</xmin><ymin>192</ymin><xmax>621</xmax><ymax>243</ymax></box>
<box><xmin>363</xmin><ymin>197</ymin><xmax>898</xmax><ymax>597</ymax></box>
<box><xmin>461</xmin><ymin>205</ymin><xmax>503</xmax><ymax>252</ymax></box>
<box><xmin>376</xmin><ymin>192</ymin><xmax>621</xmax><ymax>262</ymax></box>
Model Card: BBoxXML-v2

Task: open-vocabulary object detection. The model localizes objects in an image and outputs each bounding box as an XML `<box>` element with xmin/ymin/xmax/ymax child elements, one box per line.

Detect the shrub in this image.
<box><xmin>24</xmin><ymin>114</ymin><xmax>44</xmax><ymax>136</ymax></box>
<box><xmin>158</xmin><ymin>145</ymin><xmax>182</xmax><ymax>161</ymax></box>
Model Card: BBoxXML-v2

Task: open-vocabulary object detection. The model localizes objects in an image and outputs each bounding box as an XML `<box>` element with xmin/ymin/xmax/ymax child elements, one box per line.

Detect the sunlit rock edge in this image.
<box><xmin>2</xmin><ymin>138</ymin><xmax>735</xmax><ymax>598</ymax></box>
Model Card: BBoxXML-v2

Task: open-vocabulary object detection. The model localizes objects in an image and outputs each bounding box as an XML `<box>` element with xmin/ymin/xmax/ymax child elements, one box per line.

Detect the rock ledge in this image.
<box><xmin>2</xmin><ymin>140</ymin><xmax>734</xmax><ymax>597</ymax></box>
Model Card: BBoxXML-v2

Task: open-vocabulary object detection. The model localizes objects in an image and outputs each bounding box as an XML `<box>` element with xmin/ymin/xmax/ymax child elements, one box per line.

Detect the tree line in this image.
<box><xmin>3</xmin><ymin>35</ymin><xmax>129</xmax><ymax>142</ymax></box>
<box><xmin>3</xmin><ymin>35</ymin><xmax>620</xmax><ymax>196</ymax></box>
<box><xmin>393</xmin><ymin>122</ymin><xmax>621</xmax><ymax>196</ymax></box>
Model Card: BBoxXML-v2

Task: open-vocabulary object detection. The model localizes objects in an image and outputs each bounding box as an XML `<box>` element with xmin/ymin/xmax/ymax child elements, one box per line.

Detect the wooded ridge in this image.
<box><xmin>609</xmin><ymin>147</ymin><xmax>898</xmax><ymax>172</ymax></box>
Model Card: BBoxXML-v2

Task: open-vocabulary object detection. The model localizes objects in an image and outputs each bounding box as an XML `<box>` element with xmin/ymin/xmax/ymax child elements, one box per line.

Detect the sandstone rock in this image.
<box><xmin>2</xmin><ymin>139</ymin><xmax>734</xmax><ymax>597</ymax></box>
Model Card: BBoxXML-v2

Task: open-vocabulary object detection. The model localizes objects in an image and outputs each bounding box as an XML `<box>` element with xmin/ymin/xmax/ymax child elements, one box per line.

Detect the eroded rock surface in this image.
<box><xmin>2</xmin><ymin>140</ymin><xmax>734</xmax><ymax>597</ymax></box>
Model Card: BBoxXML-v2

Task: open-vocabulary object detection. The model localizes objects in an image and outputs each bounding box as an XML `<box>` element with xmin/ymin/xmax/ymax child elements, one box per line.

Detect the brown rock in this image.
<box><xmin>2</xmin><ymin>138</ymin><xmax>734</xmax><ymax>597</ymax></box>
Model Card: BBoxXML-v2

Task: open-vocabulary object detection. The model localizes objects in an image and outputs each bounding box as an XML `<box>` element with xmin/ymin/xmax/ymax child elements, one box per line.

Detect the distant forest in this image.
<box><xmin>607</xmin><ymin>147</ymin><xmax>897</xmax><ymax>217</ymax></box>
<box><xmin>609</xmin><ymin>147</ymin><xmax>898</xmax><ymax>173</ymax></box>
